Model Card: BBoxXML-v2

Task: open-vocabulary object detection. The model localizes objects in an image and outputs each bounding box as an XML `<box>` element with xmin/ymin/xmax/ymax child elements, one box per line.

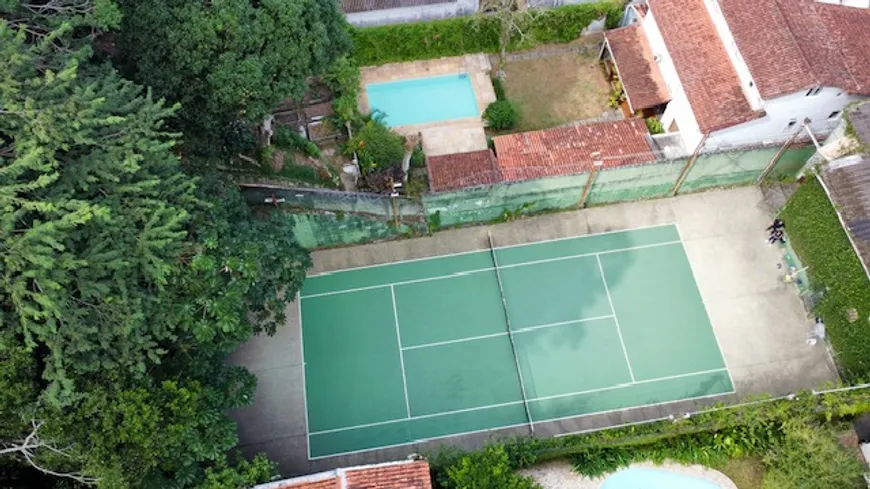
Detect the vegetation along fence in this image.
<box><xmin>423</xmin><ymin>144</ymin><xmax>816</xmax><ymax>227</ymax></box>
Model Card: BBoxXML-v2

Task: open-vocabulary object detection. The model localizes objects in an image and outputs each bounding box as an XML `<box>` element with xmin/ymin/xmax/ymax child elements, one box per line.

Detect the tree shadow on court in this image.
<box><xmin>508</xmin><ymin>229</ymin><xmax>639</xmax><ymax>399</ymax></box>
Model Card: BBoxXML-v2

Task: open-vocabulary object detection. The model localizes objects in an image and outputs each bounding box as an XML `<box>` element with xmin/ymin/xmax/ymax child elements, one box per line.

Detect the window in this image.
<box><xmin>806</xmin><ymin>87</ymin><xmax>822</xmax><ymax>96</ymax></box>
<box><xmin>828</xmin><ymin>111</ymin><xmax>841</xmax><ymax>120</ymax></box>
<box><xmin>785</xmin><ymin>118</ymin><xmax>798</xmax><ymax>131</ymax></box>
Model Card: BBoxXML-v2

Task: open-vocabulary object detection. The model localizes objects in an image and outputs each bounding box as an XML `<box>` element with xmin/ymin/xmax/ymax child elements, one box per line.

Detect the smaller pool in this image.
<box><xmin>601</xmin><ymin>467</ymin><xmax>723</xmax><ymax>489</ymax></box>
<box><xmin>366</xmin><ymin>74</ymin><xmax>479</xmax><ymax>127</ymax></box>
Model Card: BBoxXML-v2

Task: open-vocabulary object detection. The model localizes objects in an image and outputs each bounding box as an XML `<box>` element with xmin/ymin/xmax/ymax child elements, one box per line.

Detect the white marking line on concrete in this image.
<box><xmin>298</xmin><ymin>294</ymin><xmax>313</xmax><ymax>460</ymax></box>
<box><xmin>306</xmin><ymin>222</ymin><xmax>678</xmax><ymax>278</ymax></box>
<box><xmin>596</xmin><ymin>254</ymin><xmax>636</xmax><ymax>383</ymax></box>
<box><xmin>308</xmin><ymin>388</ymin><xmax>736</xmax><ymax>460</ymax></box>
<box><xmin>300</xmin><ymin>240</ymin><xmax>683</xmax><ymax>299</ymax></box>
<box><xmin>400</xmin><ymin>316</ymin><xmax>615</xmax><ymax>351</ymax></box>
<box><xmin>307</xmin><ymin>367</ymin><xmax>729</xmax><ymax>436</ymax></box>
<box><xmin>673</xmin><ymin>222</ymin><xmax>736</xmax><ymax>390</ymax></box>
<box><xmin>391</xmin><ymin>285</ymin><xmax>412</xmax><ymax>419</ymax></box>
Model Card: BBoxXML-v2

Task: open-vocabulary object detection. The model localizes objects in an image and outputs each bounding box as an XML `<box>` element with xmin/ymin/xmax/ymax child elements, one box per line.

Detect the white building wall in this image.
<box><xmin>701</xmin><ymin>0</ymin><xmax>763</xmax><ymax>110</ymax></box>
<box><xmin>346</xmin><ymin>0</ymin><xmax>477</xmax><ymax>27</ymax></box>
<box><xmin>706</xmin><ymin>87</ymin><xmax>864</xmax><ymax>149</ymax></box>
<box><xmin>641</xmin><ymin>9</ymin><xmax>705</xmax><ymax>150</ymax></box>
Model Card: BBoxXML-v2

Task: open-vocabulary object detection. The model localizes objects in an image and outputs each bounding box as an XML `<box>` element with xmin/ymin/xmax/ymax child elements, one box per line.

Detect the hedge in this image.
<box><xmin>428</xmin><ymin>386</ymin><xmax>870</xmax><ymax>487</ymax></box>
<box><xmin>350</xmin><ymin>1</ymin><xmax>623</xmax><ymax>66</ymax></box>
<box><xmin>780</xmin><ymin>176</ymin><xmax>870</xmax><ymax>381</ymax></box>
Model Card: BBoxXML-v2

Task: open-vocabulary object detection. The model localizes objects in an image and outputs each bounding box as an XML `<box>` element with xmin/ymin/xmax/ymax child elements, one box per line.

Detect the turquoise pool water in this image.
<box><xmin>365</xmin><ymin>74</ymin><xmax>479</xmax><ymax>127</ymax></box>
<box><xmin>601</xmin><ymin>468</ymin><xmax>723</xmax><ymax>489</ymax></box>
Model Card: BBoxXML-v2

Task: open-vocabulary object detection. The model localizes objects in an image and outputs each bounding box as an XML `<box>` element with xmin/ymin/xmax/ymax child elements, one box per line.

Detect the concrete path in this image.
<box><xmin>228</xmin><ymin>186</ymin><xmax>838</xmax><ymax>477</ymax></box>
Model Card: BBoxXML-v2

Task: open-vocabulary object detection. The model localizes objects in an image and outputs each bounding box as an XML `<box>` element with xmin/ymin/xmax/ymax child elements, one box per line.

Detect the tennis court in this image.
<box><xmin>300</xmin><ymin>224</ymin><xmax>733</xmax><ymax>459</ymax></box>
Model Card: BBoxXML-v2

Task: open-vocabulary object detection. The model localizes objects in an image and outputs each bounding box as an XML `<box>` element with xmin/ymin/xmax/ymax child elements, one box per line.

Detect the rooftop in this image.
<box><xmin>341</xmin><ymin>0</ymin><xmax>455</xmax><ymax>14</ymax></box>
<box><xmin>604</xmin><ymin>24</ymin><xmax>671</xmax><ymax>112</ymax></box>
<box><xmin>648</xmin><ymin>0</ymin><xmax>762</xmax><ymax>132</ymax></box>
<box><xmin>427</xmin><ymin>150</ymin><xmax>501</xmax><ymax>192</ymax></box>
<box><xmin>253</xmin><ymin>460</ymin><xmax>432</xmax><ymax>489</ymax></box>
<box><xmin>719</xmin><ymin>0</ymin><xmax>870</xmax><ymax>99</ymax></box>
<box><xmin>492</xmin><ymin>119</ymin><xmax>655</xmax><ymax>182</ymax></box>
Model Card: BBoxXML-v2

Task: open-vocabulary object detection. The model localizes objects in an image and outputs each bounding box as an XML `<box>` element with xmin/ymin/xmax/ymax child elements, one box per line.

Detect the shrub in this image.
<box><xmin>345</xmin><ymin>116</ymin><xmax>405</xmax><ymax>174</ymax></box>
<box><xmin>484</xmin><ymin>100</ymin><xmax>518</xmax><ymax>130</ymax></box>
<box><xmin>780</xmin><ymin>176</ymin><xmax>870</xmax><ymax>380</ymax></box>
<box><xmin>645</xmin><ymin>117</ymin><xmax>664</xmax><ymax>134</ymax></box>
<box><xmin>324</xmin><ymin>56</ymin><xmax>361</xmax><ymax>123</ymax></box>
<box><xmin>443</xmin><ymin>445</ymin><xmax>540</xmax><ymax>489</ymax></box>
<box><xmin>350</xmin><ymin>1</ymin><xmax>623</xmax><ymax>66</ymax></box>
<box><xmin>274</xmin><ymin>126</ymin><xmax>321</xmax><ymax>158</ymax></box>
<box><xmin>410</xmin><ymin>144</ymin><xmax>426</xmax><ymax>168</ymax></box>
<box><xmin>762</xmin><ymin>420</ymin><xmax>865</xmax><ymax>489</ymax></box>
<box><xmin>491</xmin><ymin>77</ymin><xmax>507</xmax><ymax>101</ymax></box>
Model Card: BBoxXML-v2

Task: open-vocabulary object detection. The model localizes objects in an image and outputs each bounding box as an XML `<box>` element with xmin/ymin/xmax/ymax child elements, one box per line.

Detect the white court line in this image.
<box><xmin>596</xmin><ymin>254</ymin><xmax>636</xmax><ymax>383</ymax></box>
<box><xmin>512</xmin><ymin>315</ymin><xmax>614</xmax><ymax>335</ymax></box>
<box><xmin>401</xmin><ymin>316</ymin><xmax>615</xmax><ymax>351</ymax></box>
<box><xmin>391</xmin><ymin>285</ymin><xmax>412</xmax><ymax>419</ymax></box>
<box><xmin>306</xmin><ymin>222</ymin><xmax>678</xmax><ymax>278</ymax></box>
<box><xmin>402</xmin><ymin>331</ymin><xmax>509</xmax><ymax>351</ymax></box>
<box><xmin>307</xmin><ymin>367</ymin><xmax>730</xmax><ymax>436</ymax></box>
<box><xmin>298</xmin><ymin>294</ymin><xmax>313</xmax><ymax>460</ymax></box>
<box><xmin>308</xmin><ymin>388</ymin><xmax>736</xmax><ymax>460</ymax></box>
<box><xmin>300</xmin><ymin>240</ymin><xmax>683</xmax><ymax>299</ymax></box>
<box><xmin>310</xmin><ymin>398</ymin><xmax>527</xmax><ymax>435</ymax></box>
<box><xmin>673</xmin><ymin>223</ymin><xmax>736</xmax><ymax>390</ymax></box>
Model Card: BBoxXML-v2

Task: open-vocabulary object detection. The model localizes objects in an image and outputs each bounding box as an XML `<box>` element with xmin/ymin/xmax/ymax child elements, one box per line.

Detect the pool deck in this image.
<box><xmin>359</xmin><ymin>55</ymin><xmax>495</xmax><ymax>156</ymax></box>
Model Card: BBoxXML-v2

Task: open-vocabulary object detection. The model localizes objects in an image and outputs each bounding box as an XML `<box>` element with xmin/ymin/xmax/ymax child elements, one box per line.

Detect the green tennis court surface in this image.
<box><xmin>300</xmin><ymin>224</ymin><xmax>733</xmax><ymax>459</ymax></box>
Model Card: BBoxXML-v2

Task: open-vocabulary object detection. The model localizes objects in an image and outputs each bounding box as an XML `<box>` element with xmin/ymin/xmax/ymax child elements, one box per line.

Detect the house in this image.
<box><xmin>602</xmin><ymin>0</ymin><xmax>870</xmax><ymax>153</ymax></box>
<box><xmin>252</xmin><ymin>459</ymin><xmax>432</xmax><ymax>489</ymax></box>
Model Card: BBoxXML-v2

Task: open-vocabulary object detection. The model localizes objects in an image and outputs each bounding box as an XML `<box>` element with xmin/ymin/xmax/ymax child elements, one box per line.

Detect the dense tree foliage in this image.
<box><xmin>115</xmin><ymin>0</ymin><xmax>350</xmax><ymax>155</ymax></box>
<box><xmin>1</xmin><ymin>1</ymin><xmax>313</xmax><ymax>486</ymax></box>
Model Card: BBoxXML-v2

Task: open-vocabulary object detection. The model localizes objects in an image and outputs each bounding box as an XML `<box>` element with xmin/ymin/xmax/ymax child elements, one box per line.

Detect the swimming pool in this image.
<box><xmin>601</xmin><ymin>467</ymin><xmax>724</xmax><ymax>489</ymax></box>
<box><xmin>365</xmin><ymin>74</ymin><xmax>479</xmax><ymax>127</ymax></box>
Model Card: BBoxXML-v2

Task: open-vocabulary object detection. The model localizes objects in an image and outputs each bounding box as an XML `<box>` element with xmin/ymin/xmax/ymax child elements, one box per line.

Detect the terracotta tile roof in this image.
<box><xmin>255</xmin><ymin>460</ymin><xmax>432</xmax><ymax>489</ymax></box>
<box><xmin>427</xmin><ymin>150</ymin><xmax>501</xmax><ymax>192</ymax></box>
<box><xmin>341</xmin><ymin>0</ymin><xmax>455</xmax><ymax>14</ymax></box>
<box><xmin>816</xmin><ymin>3</ymin><xmax>870</xmax><ymax>95</ymax></box>
<box><xmin>492</xmin><ymin>119</ymin><xmax>655</xmax><ymax>182</ymax></box>
<box><xmin>605</xmin><ymin>24</ymin><xmax>671</xmax><ymax>112</ymax></box>
<box><xmin>719</xmin><ymin>0</ymin><xmax>870</xmax><ymax>99</ymax></box>
<box><xmin>648</xmin><ymin>0</ymin><xmax>762</xmax><ymax>133</ymax></box>
<box><xmin>633</xmin><ymin>3</ymin><xmax>649</xmax><ymax>17</ymax></box>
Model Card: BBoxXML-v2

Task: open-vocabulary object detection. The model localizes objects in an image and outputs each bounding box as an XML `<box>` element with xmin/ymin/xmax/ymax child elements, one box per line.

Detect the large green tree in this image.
<box><xmin>115</xmin><ymin>0</ymin><xmax>351</xmax><ymax>155</ymax></box>
<box><xmin>1</xmin><ymin>11</ymin><xmax>311</xmax><ymax>487</ymax></box>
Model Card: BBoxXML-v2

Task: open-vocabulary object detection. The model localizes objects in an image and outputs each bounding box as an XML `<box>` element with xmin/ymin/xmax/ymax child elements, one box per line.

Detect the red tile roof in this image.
<box><xmin>427</xmin><ymin>150</ymin><xmax>501</xmax><ymax>192</ymax></box>
<box><xmin>258</xmin><ymin>461</ymin><xmax>432</xmax><ymax>489</ymax></box>
<box><xmin>648</xmin><ymin>0</ymin><xmax>762</xmax><ymax>133</ymax></box>
<box><xmin>719</xmin><ymin>0</ymin><xmax>870</xmax><ymax>99</ymax></box>
<box><xmin>492</xmin><ymin>119</ymin><xmax>655</xmax><ymax>182</ymax></box>
<box><xmin>605</xmin><ymin>24</ymin><xmax>671</xmax><ymax>112</ymax></box>
<box><xmin>814</xmin><ymin>3</ymin><xmax>870</xmax><ymax>94</ymax></box>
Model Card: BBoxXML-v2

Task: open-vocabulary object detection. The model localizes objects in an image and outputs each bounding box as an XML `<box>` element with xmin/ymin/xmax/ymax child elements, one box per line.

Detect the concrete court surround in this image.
<box><xmin>228</xmin><ymin>186</ymin><xmax>838</xmax><ymax>476</ymax></box>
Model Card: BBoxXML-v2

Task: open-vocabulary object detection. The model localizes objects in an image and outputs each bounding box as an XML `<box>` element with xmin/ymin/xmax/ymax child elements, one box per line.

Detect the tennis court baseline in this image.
<box><xmin>300</xmin><ymin>224</ymin><xmax>733</xmax><ymax>459</ymax></box>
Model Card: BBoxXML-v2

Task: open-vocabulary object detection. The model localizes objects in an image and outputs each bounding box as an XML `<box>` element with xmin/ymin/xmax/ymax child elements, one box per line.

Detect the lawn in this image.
<box><xmin>780</xmin><ymin>175</ymin><xmax>870</xmax><ymax>380</ymax></box>
<box><xmin>500</xmin><ymin>42</ymin><xmax>612</xmax><ymax>131</ymax></box>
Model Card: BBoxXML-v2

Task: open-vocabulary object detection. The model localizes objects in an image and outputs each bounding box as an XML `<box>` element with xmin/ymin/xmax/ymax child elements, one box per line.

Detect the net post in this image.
<box><xmin>487</xmin><ymin>230</ymin><xmax>535</xmax><ymax>434</ymax></box>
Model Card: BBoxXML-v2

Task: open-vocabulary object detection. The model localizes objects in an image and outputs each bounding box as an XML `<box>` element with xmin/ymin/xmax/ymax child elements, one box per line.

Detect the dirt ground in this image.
<box><xmin>501</xmin><ymin>45</ymin><xmax>612</xmax><ymax>131</ymax></box>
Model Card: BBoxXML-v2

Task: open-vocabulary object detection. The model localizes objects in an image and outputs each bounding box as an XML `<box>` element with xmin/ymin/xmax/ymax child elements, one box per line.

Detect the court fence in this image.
<box><xmin>520</xmin><ymin>382</ymin><xmax>870</xmax><ymax>462</ymax></box>
<box><xmin>424</xmin><ymin>143</ymin><xmax>816</xmax><ymax>227</ymax></box>
<box><xmin>241</xmin><ymin>143</ymin><xmax>816</xmax><ymax>248</ymax></box>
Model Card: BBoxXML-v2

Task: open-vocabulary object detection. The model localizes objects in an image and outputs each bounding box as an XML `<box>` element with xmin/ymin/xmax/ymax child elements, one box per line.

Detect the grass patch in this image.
<box><xmin>780</xmin><ymin>175</ymin><xmax>870</xmax><ymax>380</ymax></box>
<box><xmin>710</xmin><ymin>457</ymin><xmax>765</xmax><ymax>489</ymax></box>
<box><xmin>501</xmin><ymin>45</ymin><xmax>611</xmax><ymax>131</ymax></box>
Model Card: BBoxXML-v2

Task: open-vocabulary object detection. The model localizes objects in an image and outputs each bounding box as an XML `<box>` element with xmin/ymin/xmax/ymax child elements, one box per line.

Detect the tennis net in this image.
<box><xmin>487</xmin><ymin>231</ymin><xmax>535</xmax><ymax>433</ymax></box>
